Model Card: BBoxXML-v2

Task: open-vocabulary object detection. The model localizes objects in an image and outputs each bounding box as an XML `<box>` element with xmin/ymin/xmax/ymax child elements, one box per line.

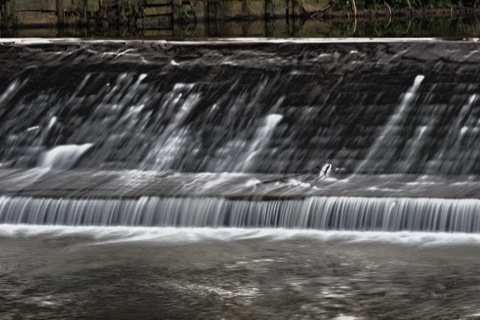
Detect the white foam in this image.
<box><xmin>1</xmin><ymin>225</ymin><xmax>480</xmax><ymax>247</ymax></box>
<box><xmin>287</xmin><ymin>178</ymin><xmax>311</xmax><ymax>188</ymax></box>
<box><xmin>47</xmin><ymin>117</ymin><xmax>57</xmax><ymax>129</ymax></box>
<box><xmin>38</xmin><ymin>143</ymin><xmax>93</xmax><ymax>170</ymax></box>
<box><xmin>26</xmin><ymin>126</ymin><xmax>40</xmax><ymax>132</ymax></box>
<box><xmin>0</xmin><ymin>37</ymin><xmax>462</xmax><ymax>47</ymax></box>
<box><xmin>245</xmin><ymin>178</ymin><xmax>261</xmax><ymax>187</ymax></box>
<box><xmin>467</xmin><ymin>312</ymin><xmax>480</xmax><ymax>317</ymax></box>
<box><xmin>333</xmin><ymin>315</ymin><xmax>362</xmax><ymax>320</ymax></box>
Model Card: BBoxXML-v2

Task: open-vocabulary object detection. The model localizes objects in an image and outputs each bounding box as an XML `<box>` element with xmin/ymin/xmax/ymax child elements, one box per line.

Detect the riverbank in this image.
<box><xmin>1</xmin><ymin>0</ymin><xmax>480</xmax><ymax>32</ymax></box>
<box><xmin>2</xmin><ymin>15</ymin><xmax>480</xmax><ymax>39</ymax></box>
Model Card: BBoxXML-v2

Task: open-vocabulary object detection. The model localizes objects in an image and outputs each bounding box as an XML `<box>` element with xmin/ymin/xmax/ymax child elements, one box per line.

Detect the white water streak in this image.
<box><xmin>426</xmin><ymin>94</ymin><xmax>477</xmax><ymax>174</ymax></box>
<box><xmin>234</xmin><ymin>114</ymin><xmax>283</xmax><ymax>172</ymax></box>
<box><xmin>141</xmin><ymin>84</ymin><xmax>201</xmax><ymax>170</ymax></box>
<box><xmin>1</xmin><ymin>225</ymin><xmax>480</xmax><ymax>247</ymax></box>
<box><xmin>356</xmin><ymin>75</ymin><xmax>425</xmax><ymax>173</ymax></box>
<box><xmin>0</xmin><ymin>80</ymin><xmax>21</xmax><ymax>105</ymax></box>
<box><xmin>38</xmin><ymin>144</ymin><xmax>93</xmax><ymax>170</ymax></box>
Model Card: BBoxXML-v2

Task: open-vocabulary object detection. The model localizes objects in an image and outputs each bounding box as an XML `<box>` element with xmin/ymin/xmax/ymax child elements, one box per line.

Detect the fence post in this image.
<box><xmin>56</xmin><ymin>0</ymin><xmax>65</xmax><ymax>26</ymax></box>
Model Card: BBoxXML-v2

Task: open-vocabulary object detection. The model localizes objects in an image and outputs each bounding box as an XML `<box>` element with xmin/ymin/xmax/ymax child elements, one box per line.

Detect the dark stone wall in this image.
<box><xmin>0</xmin><ymin>40</ymin><xmax>479</xmax><ymax>176</ymax></box>
<box><xmin>0</xmin><ymin>0</ymin><xmax>325</xmax><ymax>28</ymax></box>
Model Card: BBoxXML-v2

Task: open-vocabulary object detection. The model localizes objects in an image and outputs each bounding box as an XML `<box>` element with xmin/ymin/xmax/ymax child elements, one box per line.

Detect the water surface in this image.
<box><xmin>1</xmin><ymin>228</ymin><xmax>480</xmax><ymax>319</ymax></box>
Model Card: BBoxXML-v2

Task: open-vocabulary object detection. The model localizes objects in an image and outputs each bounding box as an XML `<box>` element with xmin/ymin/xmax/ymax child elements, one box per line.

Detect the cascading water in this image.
<box><xmin>38</xmin><ymin>143</ymin><xmax>93</xmax><ymax>170</ymax></box>
<box><xmin>1</xmin><ymin>40</ymin><xmax>479</xmax><ymax>175</ymax></box>
<box><xmin>0</xmin><ymin>39</ymin><xmax>479</xmax><ymax>233</ymax></box>
<box><xmin>2</xmin><ymin>39</ymin><xmax>480</xmax><ymax>320</ymax></box>
<box><xmin>1</xmin><ymin>196</ymin><xmax>479</xmax><ymax>232</ymax></box>
<box><xmin>355</xmin><ymin>75</ymin><xmax>425</xmax><ymax>174</ymax></box>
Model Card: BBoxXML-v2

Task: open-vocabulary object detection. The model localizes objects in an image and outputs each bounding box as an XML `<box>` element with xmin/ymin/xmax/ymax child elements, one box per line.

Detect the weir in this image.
<box><xmin>0</xmin><ymin>39</ymin><xmax>480</xmax><ymax>232</ymax></box>
<box><xmin>1</xmin><ymin>196</ymin><xmax>480</xmax><ymax>232</ymax></box>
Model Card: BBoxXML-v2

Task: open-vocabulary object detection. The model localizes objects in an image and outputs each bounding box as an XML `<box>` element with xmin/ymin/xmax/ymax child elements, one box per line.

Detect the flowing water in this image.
<box><xmin>1</xmin><ymin>38</ymin><xmax>480</xmax><ymax>319</ymax></box>
<box><xmin>1</xmin><ymin>227</ymin><xmax>480</xmax><ymax>320</ymax></box>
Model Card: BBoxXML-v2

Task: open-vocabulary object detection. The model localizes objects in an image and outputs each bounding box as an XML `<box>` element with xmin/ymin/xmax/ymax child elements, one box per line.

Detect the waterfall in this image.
<box><xmin>0</xmin><ymin>39</ymin><xmax>480</xmax><ymax>234</ymax></box>
<box><xmin>355</xmin><ymin>75</ymin><xmax>425</xmax><ymax>174</ymax></box>
<box><xmin>426</xmin><ymin>94</ymin><xmax>479</xmax><ymax>174</ymax></box>
<box><xmin>0</xmin><ymin>196</ymin><xmax>479</xmax><ymax>232</ymax></box>
<box><xmin>1</xmin><ymin>41</ymin><xmax>479</xmax><ymax>175</ymax></box>
<box><xmin>233</xmin><ymin>113</ymin><xmax>283</xmax><ymax>172</ymax></box>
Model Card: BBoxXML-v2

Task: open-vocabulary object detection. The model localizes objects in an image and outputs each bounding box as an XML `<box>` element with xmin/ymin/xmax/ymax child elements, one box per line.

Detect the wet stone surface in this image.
<box><xmin>1</xmin><ymin>169</ymin><xmax>480</xmax><ymax>199</ymax></box>
<box><xmin>1</xmin><ymin>40</ymin><xmax>480</xmax><ymax>176</ymax></box>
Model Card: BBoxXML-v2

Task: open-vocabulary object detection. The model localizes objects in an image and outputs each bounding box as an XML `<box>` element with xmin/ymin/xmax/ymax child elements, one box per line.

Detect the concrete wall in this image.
<box><xmin>0</xmin><ymin>0</ymin><xmax>114</xmax><ymax>27</ymax></box>
<box><xmin>0</xmin><ymin>0</ymin><xmax>330</xmax><ymax>28</ymax></box>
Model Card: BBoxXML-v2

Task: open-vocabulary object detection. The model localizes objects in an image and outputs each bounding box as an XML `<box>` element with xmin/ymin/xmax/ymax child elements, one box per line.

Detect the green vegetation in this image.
<box><xmin>329</xmin><ymin>0</ymin><xmax>479</xmax><ymax>10</ymax></box>
<box><xmin>313</xmin><ymin>16</ymin><xmax>480</xmax><ymax>37</ymax></box>
<box><xmin>121</xmin><ymin>0</ymin><xmax>145</xmax><ymax>21</ymax></box>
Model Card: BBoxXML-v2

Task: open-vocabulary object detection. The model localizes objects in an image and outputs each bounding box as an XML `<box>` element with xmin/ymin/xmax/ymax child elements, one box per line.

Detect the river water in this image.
<box><xmin>1</xmin><ymin>227</ymin><xmax>480</xmax><ymax>320</ymax></box>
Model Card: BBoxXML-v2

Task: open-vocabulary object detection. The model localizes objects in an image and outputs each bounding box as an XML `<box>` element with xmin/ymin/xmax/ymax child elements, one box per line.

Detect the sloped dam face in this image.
<box><xmin>1</xmin><ymin>39</ymin><xmax>480</xmax><ymax>319</ymax></box>
<box><xmin>1</xmin><ymin>40</ymin><xmax>479</xmax><ymax>176</ymax></box>
<box><xmin>1</xmin><ymin>39</ymin><xmax>480</xmax><ymax>228</ymax></box>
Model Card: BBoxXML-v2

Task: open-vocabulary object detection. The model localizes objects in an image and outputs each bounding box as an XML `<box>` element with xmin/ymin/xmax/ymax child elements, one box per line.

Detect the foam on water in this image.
<box><xmin>1</xmin><ymin>224</ymin><xmax>480</xmax><ymax>247</ymax></box>
<box><xmin>245</xmin><ymin>178</ymin><xmax>261</xmax><ymax>187</ymax></box>
<box><xmin>287</xmin><ymin>178</ymin><xmax>312</xmax><ymax>188</ymax></box>
<box><xmin>333</xmin><ymin>315</ymin><xmax>362</xmax><ymax>320</ymax></box>
<box><xmin>38</xmin><ymin>144</ymin><xmax>93</xmax><ymax>170</ymax></box>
